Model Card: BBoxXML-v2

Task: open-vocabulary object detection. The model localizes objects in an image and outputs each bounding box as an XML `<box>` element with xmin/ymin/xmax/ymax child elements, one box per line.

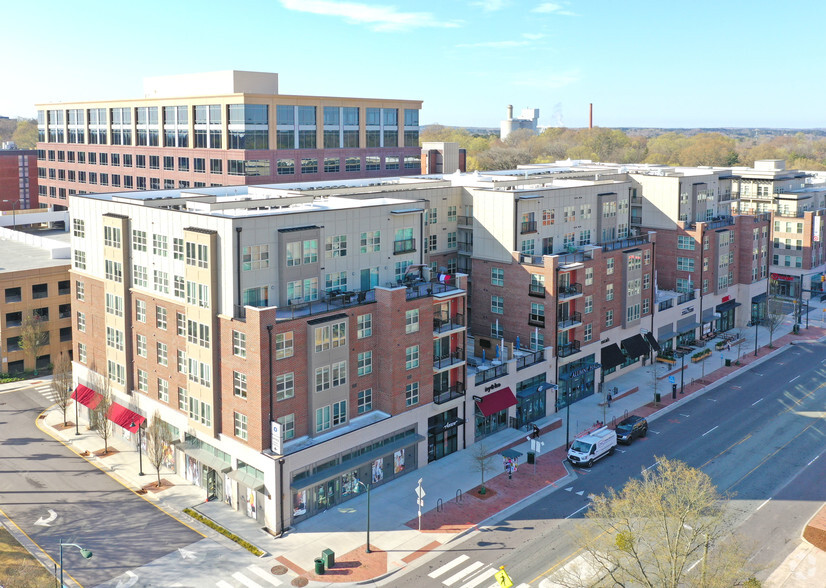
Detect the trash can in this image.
<box><xmin>322</xmin><ymin>548</ymin><xmax>335</xmax><ymax>568</ymax></box>
<box><xmin>314</xmin><ymin>558</ymin><xmax>325</xmax><ymax>575</ymax></box>
<box><xmin>655</xmin><ymin>392</ymin><xmax>661</xmax><ymax>403</ymax></box>
<box><xmin>725</xmin><ymin>359</ymin><xmax>731</xmax><ymax>367</ymax></box>
<box><xmin>793</xmin><ymin>324</ymin><xmax>800</xmax><ymax>334</ymax></box>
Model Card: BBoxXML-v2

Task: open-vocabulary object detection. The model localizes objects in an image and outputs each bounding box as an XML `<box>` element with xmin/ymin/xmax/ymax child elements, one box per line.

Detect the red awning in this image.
<box><xmin>107</xmin><ymin>403</ymin><xmax>145</xmax><ymax>433</ymax></box>
<box><xmin>475</xmin><ymin>387</ymin><xmax>517</xmax><ymax>417</ymax></box>
<box><xmin>71</xmin><ymin>385</ymin><xmax>102</xmax><ymax>409</ymax></box>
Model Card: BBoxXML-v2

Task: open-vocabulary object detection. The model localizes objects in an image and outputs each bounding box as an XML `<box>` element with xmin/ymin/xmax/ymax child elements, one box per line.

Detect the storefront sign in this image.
<box><xmin>484</xmin><ymin>382</ymin><xmax>501</xmax><ymax>393</ymax></box>
<box><xmin>271</xmin><ymin>421</ymin><xmax>282</xmax><ymax>455</ymax></box>
<box><xmin>815</xmin><ymin>221</ymin><xmax>821</xmax><ymax>243</ymax></box>
<box><xmin>430</xmin><ymin>418</ymin><xmax>465</xmax><ymax>434</ymax></box>
<box><xmin>681</xmin><ymin>306</ymin><xmax>694</xmax><ymax>315</ymax></box>
<box><xmin>565</xmin><ymin>362</ymin><xmax>601</xmax><ymax>379</ymax></box>
<box><xmin>771</xmin><ymin>273</ymin><xmax>794</xmax><ymax>282</ymax></box>
<box><xmin>600</xmin><ymin>338</ymin><xmax>610</xmax><ymax>344</ymax></box>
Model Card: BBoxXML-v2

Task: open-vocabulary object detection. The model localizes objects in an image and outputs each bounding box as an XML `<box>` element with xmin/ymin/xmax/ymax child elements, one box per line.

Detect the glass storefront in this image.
<box><xmin>515</xmin><ymin>374</ymin><xmax>546</xmax><ymax>428</ymax></box>
<box><xmin>428</xmin><ymin>408</ymin><xmax>461</xmax><ymax>462</ymax></box>
<box><xmin>557</xmin><ymin>354</ymin><xmax>596</xmax><ymax>410</ymax></box>
<box><xmin>475</xmin><ymin>406</ymin><xmax>508</xmax><ymax>439</ymax></box>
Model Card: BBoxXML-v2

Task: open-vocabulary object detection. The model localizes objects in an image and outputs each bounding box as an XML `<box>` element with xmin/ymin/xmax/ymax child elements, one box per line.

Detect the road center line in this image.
<box><xmin>751</xmin><ymin>398</ymin><xmax>764</xmax><ymax>406</ymax></box>
<box><xmin>645</xmin><ymin>461</ymin><xmax>660</xmax><ymax>471</ymax></box>
<box><xmin>790</xmin><ymin>375</ymin><xmax>800</xmax><ymax>382</ymax></box>
<box><xmin>702</xmin><ymin>426</ymin><xmax>719</xmax><ymax>437</ymax></box>
<box><xmin>565</xmin><ymin>505</ymin><xmax>590</xmax><ymax>519</ymax></box>
<box><xmin>755</xmin><ymin>498</ymin><xmax>771</xmax><ymax>512</ymax></box>
<box><xmin>808</xmin><ymin>455</ymin><xmax>820</xmax><ymax>467</ymax></box>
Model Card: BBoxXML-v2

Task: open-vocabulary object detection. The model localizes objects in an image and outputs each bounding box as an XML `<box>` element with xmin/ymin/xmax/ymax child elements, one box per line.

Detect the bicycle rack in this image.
<box><xmin>455</xmin><ymin>489</ymin><xmax>463</xmax><ymax>504</ymax></box>
<box><xmin>436</xmin><ymin>498</ymin><xmax>444</xmax><ymax>512</ymax></box>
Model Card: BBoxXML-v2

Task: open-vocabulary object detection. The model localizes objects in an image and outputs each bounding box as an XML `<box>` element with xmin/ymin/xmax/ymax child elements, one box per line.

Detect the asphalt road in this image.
<box><xmin>0</xmin><ymin>385</ymin><xmax>203</xmax><ymax>587</ymax></box>
<box><xmin>398</xmin><ymin>342</ymin><xmax>826</xmax><ymax>587</ymax></box>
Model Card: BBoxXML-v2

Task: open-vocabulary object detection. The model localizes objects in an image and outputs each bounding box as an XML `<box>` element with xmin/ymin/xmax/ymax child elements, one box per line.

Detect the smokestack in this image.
<box><xmin>507</xmin><ymin>104</ymin><xmax>513</xmax><ymax>119</ymax></box>
<box><xmin>589</xmin><ymin>103</ymin><xmax>593</xmax><ymax>129</ymax></box>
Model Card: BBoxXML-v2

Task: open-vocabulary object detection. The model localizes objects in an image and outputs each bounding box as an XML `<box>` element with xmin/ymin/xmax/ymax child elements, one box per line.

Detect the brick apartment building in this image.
<box><xmin>0</xmin><ymin>148</ymin><xmax>37</xmax><ymax>211</ymax></box>
<box><xmin>35</xmin><ymin>71</ymin><xmax>422</xmax><ymax>209</ymax></box>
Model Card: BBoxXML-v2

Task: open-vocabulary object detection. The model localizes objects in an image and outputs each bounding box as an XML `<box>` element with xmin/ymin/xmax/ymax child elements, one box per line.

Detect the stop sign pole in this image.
<box><xmin>415</xmin><ymin>478</ymin><xmax>425</xmax><ymax>530</ymax></box>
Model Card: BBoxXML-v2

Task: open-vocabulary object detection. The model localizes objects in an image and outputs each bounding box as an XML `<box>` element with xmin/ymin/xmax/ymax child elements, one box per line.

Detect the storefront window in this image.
<box><xmin>557</xmin><ymin>355</ymin><xmax>596</xmax><ymax>410</ymax></box>
<box><xmin>516</xmin><ymin>374</ymin><xmax>546</xmax><ymax>428</ymax></box>
<box><xmin>428</xmin><ymin>408</ymin><xmax>461</xmax><ymax>462</ymax></box>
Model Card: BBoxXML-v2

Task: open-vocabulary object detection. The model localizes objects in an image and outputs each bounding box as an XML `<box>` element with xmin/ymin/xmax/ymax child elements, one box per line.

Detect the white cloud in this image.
<box><xmin>532</xmin><ymin>2</ymin><xmax>577</xmax><ymax>15</ymax></box>
<box><xmin>522</xmin><ymin>33</ymin><xmax>545</xmax><ymax>40</ymax></box>
<box><xmin>279</xmin><ymin>0</ymin><xmax>461</xmax><ymax>31</ymax></box>
<box><xmin>469</xmin><ymin>0</ymin><xmax>510</xmax><ymax>12</ymax></box>
<box><xmin>456</xmin><ymin>40</ymin><xmax>531</xmax><ymax>48</ymax></box>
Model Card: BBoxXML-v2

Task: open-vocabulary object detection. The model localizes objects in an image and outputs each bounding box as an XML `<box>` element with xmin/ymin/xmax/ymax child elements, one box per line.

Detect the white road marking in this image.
<box><xmin>458</xmin><ymin>568</ymin><xmax>497</xmax><ymax>588</ymax></box>
<box><xmin>686</xmin><ymin>558</ymin><xmax>702</xmax><ymax>573</ymax></box>
<box><xmin>808</xmin><ymin>455</ymin><xmax>820</xmax><ymax>467</ymax></box>
<box><xmin>443</xmin><ymin>561</ymin><xmax>484</xmax><ymax>585</ymax></box>
<box><xmin>575</xmin><ymin>490</ymin><xmax>584</xmax><ymax>496</ymax></box>
<box><xmin>680</xmin><ymin>413</ymin><xmax>691</xmax><ymax>417</ymax></box>
<box><xmin>564</xmin><ymin>487</ymin><xmax>573</xmax><ymax>492</ymax></box>
<box><xmin>702</xmin><ymin>426</ymin><xmax>719</xmax><ymax>437</ymax></box>
<box><xmin>650</xmin><ymin>430</ymin><xmax>660</xmax><ymax>434</ymax></box>
<box><xmin>232</xmin><ymin>572</ymin><xmax>263</xmax><ymax>588</ymax></box>
<box><xmin>216</xmin><ymin>582</ymin><xmax>234</xmax><ymax>588</ymax></box>
<box><xmin>790</xmin><ymin>375</ymin><xmax>801</xmax><ymax>382</ymax></box>
<box><xmin>752</xmin><ymin>398</ymin><xmax>764</xmax><ymax>406</ymax></box>
<box><xmin>566</xmin><ymin>505</ymin><xmax>590</xmax><ymax>519</ymax></box>
<box><xmin>756</xmin><ymin>498</ymin><xmax>771</xmax><ymax>512</ymax></box>
<box><xmin>708</xmin><ymin>398</ymin><xmax>718</xmax><ymax>402</ymax></box>
<box><xmin>645</xmin><ymin>461</ymin><xmax>660</xmax><ymax>470</ymax></box>
<box><xmin>247</xmin><ymin>566</ymin><xmax>282</xmax><ymax>586</ymax></box>
<box><xmin>429</xmin><ymin>555</ymin><xmax>470</xmax><ymax>578</ymax></box>
<box><xmin>616</xmin><ymin>448</ymin><xmax>626</xmax><ymax>453</ymax></box>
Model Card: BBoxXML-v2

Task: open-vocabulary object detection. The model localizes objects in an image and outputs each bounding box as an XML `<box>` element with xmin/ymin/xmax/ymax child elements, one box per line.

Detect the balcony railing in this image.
<box><xmin>393</xmin><ymin>238</ymin><xmax>416</xmax><ymax>255</ymax></box>
<box><xmin>515</xmin><ymin>348</ymin><xmax>544</xmax><ymax>370</ymax></box>
<box><xmin>602</xmin><ymin>234</ymin><xmax>650</xmax><ymax>252</ymax></box>
<box><xmin>458</xmin><ymin>241</ymin><xmax>473</xmax><ymax>254</ymax></box>
<box><xmin>519</xmin><ymin>254</ymin><xmax>545</xmax><ymax>266</ymax></box>
<box><xmin>434</xmin><ymin>347</ymin><xmax>465</xmax><ymax>370</ymax></box>
<box><xmin>630</xmin><ymin>216</ymin><xmax>643</xmax><ymax>225</ymax></box>
<box><xmin>557</xmin><ymin>340</ymin><xmax>581</xmax><ymax>358</ymax></box>
<box><xmin>521</xmin><ymin>220</ymin><xmax>537</xmax><ymax>234</ymax></box>
<box><xmin>558</xmin><ymin>283</ymin><xmax>582</xmax><ymax>298</ymax></box>
<box><xmin>457</xmin><ymin>215</ymin><xmax>473</xmax><ymax>227</ymax></box>
<box><xmin>434</xmin><ymin>381</ymin><xmax>465</xmax><ymax>405</ymax></box>
<box><xmin>557</xmin><ymin>311</ymin><xmax>582</xmax><ymax>330</ymax></box>
<box><xmin>677</xmin><ymin>291</ymin><xmax>696</xmax><ymax>305</ymax></box>
<box><xmin>434</xmin><ymin>312</ymin><xmax>465</xmax><ymax>333</ymax></box>
<box><xmin>528</xmin><ymin>314</ymin><xmax>545</xmax><ymax>328</ymax></box>
<box><xmin>474</xmin><ymin>363</ymin><xmax>508</xmax><ymax>385</ymax></box>
<box><xmin>529</xmin><ymin>283</ymin><xmax>546</xmax><ymax>297</ymax></box>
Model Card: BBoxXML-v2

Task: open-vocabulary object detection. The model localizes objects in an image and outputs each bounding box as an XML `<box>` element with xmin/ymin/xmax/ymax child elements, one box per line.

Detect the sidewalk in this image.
<box><xmin>16</xmin><ymin>302</ymin><xmax>826</xmax><ymax>586</ymax></box>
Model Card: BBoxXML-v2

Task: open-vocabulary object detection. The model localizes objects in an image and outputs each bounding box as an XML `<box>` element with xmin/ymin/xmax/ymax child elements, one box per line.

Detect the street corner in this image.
<box><xmin>277</xmin><ymin>543</ymin><xmax>389</xmax><ymax>584</ymax></box>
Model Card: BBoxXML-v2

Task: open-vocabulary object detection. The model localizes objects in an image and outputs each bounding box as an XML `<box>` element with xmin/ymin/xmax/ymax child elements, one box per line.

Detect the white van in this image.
<box><xmin>567</xmin><ymin>427</ymin><xmax>617</xmax><ymax>468</ymax></box>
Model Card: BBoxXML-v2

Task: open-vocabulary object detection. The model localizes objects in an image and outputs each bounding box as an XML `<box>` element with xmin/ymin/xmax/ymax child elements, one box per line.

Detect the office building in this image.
<box><xmin>0</xmin><ymin>148</ymin><xmax>37</xmax><ymax>211</ymax></box>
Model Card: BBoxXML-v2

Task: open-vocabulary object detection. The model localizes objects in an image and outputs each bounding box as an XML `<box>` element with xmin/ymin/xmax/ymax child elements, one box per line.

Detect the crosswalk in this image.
<box><xmin>427</xmin><ymin>554</ymin><xmax>530</xmax><ymax>588</ymax></box>
<box><xmin>33</xmin><ymin>381</ymin><xmax>60</xmax><ymax>404</ymax></box>
<box><xmin>211</xmin><ymin>564</ymin><xmax>284</xmax><ymax>588</ymax></box>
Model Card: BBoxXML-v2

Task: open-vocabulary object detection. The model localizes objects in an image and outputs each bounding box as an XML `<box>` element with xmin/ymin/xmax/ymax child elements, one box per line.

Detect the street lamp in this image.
<box><xmin>354</xmin><ymin>480</ymin><xmax>372</xmax><ymax>553</ymax></box>
<box><xmin>1</xmin><ymin>199</ymin><xmax>20</xmax><ymax>230</ymax></box>
<box><xmin>679</xmin><ymin>351</ymin><xmax>686</xmax><ymax>395</ymax></box>
<box><xmin>59</xmin><ymin>540</ymin><xmax>92</xmax><ymax>587</ymax></box>
<box><xmin>131</xmin><ymin>421</ymin><xmax>144</xmax><ymax>476</ymax></box>
<box><xmin>754</xmin><ymin>317</ymin><xmax>759</xmax><ymax>357</ymax></box>
<box><xmin>74</xmin><ymin>388</ymin><xmax>80</xmax><ymax>436</ymax></box>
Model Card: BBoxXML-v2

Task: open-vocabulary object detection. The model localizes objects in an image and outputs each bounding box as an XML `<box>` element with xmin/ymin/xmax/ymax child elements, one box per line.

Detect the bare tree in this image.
<box><xmin>91</xmin><ymin>371</ymin><xmax>114</xmax><ymax>454</ymax></box>
<box><xmin>51</xmin><ymin>353</ymin><xmax>73</xmax><ymax>426</ymax></box>
<box><xmin>470</xmin><ymin>442</ymin><xmax>496</xmax><ymax>495</ymax></box>
<box><xmin>19</xmin><ymin>312</ymin><xmax>47</xmax><ymax>375</ymax></box>
<box><xmin>145</xmin><ymin>410</ymin><xmax>172</xmax><ymax>487</ymax></box>
<box><xmin>765</xmin><ymin>297</ymin><xmax>786</xmax><ymax>348</ymax></box>
<box><xmin>559</xmin><ymin>457</ymin><xmax>758</xmax><ymax>588</ymax></box>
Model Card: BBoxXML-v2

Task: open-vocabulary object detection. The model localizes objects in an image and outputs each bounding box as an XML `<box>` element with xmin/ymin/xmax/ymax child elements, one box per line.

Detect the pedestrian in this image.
<box><xmin>607</xmin><ymin>393</ymin><xmax>612</xmax><ymax>408</ymax></box>
<box><xmin>726</xmin><ymin>342</ymin><xmax>730</xmax><ymax>351</ymax></box>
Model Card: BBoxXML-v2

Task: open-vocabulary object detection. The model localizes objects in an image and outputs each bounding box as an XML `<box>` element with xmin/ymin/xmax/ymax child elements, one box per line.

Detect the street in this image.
<box><xmin>396</xmin><ymin>342</ymin><xmax>826</xmax><ymax>588</ymax></box>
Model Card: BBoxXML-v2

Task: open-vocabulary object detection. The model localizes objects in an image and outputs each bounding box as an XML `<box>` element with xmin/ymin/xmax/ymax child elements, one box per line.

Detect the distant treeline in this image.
<box><xmin>0</xmin><ymin>117</ymin><xmax>37</xmax><ymax>149</ymax></box>
<box><xmin>421</xmin><ymin>125</ymin><xmax>826</xmax><ymax>172</ymax></box>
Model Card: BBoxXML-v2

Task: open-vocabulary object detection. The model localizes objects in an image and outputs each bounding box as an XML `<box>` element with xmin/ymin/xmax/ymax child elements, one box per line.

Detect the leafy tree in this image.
<box><xmin>11</xmin><ymin>119</ymin><xmax>37</xmax><ymax>149</ymax></box>
<box><xmin>470</xmin><ymin>442</ymin><xmax>496</xmax><ymax>495</ymax></box>
<box><xmin>51</xmin><ymin>353</ymin><xmax>73</xmax><ymax>426</ymax></box>
<box><xmin>92</xmin><ymin>372</ymin><xmax>114</xmax><ymax>454</ymax></box>
<box><xmin>679</xmin><ymin>133</ymin><xmax>738</xmax><ymax>167</ymax></box>
<box><xmin>19</xmin><ymin>312</ymin><xmax>47</xmax><ymax>375</ymax></box>
<box><xmin>645</xmin><ymin>132</ymin><xmax>691</xmax><ymax>165</ymax></box>
<box><xmin>561</xmin><ymin>457</ymin><xmax>757</xmax><ymax>588</ymax></box>
<box><xmin>145</xmin><ymin>410</ymin><xmax>173</xmax><ymax>487</ymax></box>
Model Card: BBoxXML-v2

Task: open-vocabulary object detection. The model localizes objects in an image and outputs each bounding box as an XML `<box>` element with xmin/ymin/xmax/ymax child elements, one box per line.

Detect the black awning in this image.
<box><xmin>621</xmin><ymin>334</ymin><xmax>650</xmax><ymax>359</ymax></box>
<box><xmin>644</xmin><ymin>332</ymin><xmax>661</xmax><ymax>353</ymax></box>
<box><xmin>752</xmin><ymin>292</ymin><xmax>767</xmax><ymax>303</ymax></box>
<box><xmin>601</xmin><ymin>344</ymin><xmax>626</xmax><ymax>370</ymax></box>
<box><xmin>678</xmin><ymin>322</ymin><xmax>701</xmax><ymax>333</ymax></box>
<box><xmin>716</xmin><ymin>300</ymin><xmax>742</xmax><ymax>313</ymax></box>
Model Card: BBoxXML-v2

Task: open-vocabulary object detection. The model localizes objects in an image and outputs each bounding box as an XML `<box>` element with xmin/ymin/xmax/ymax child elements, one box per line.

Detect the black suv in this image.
<box><xmin>616</xmin><ymin>415</ymin><xmax>647</xmax><ymax>445</ymax></box>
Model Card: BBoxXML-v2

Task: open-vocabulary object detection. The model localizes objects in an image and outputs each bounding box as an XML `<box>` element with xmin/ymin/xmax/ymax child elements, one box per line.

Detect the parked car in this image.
<box><xmin>616</xmin><ymin>415</ymin><xmax>648</xmax><ymax>445</ymax></box>
<box><xmin>567</xmin><ymin>427</ymin><xmax>617</xmax><ymax>468</ymax></box>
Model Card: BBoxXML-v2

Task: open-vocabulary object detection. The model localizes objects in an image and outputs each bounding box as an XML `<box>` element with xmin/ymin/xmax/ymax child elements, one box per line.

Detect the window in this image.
<box><xmin>104</xmin><ymin>260</ymin><xmax>123</xmax><ymax>283</ymax></box>
<box><xmin>325</xmin><ymin>235</ymin><xmax>347</xmax><ymax>258</ymax></box>
<box><xmin>232</xmin><ymin>331</ymin><xmax>246</xmax><ymax>357</ymax></box>
<box><xmin>176</xmin><ymin>312</ymin><xmax>186</xmax><ymax>336</ymax></box>
<box><xmin>405</xmin><ymin>309</ymin><xmax>419</xmax><ymax>333</ymax></box>
<box><xmin>108</xmin><ymin>361</ymin><xmax>126</xmax><ymax>386</ymax></box>
<box><xmin>405</xmin><ymin>382</ymin><xmax>419</xmax><ymax>406</ymax></box>
<box><xmin>491</xmin><ymin>321</ymin><xmax>503</xmax><ymax>338</ymax></box>
<box><xmin>332</xmin><ymin>360</ymin><xmax>347</xmax><ymax>387</ymax></box>
<box><xmin>177</xmin><ymin>350</ymin><xmax>187</xmax><ymax>373</ymax></box>
<box><xmin>333</xmin><ymin>400</ymin><xmax>347</xmax><ymax>426</ymax></box>
<box><xmin>584</xmin><ymin>323</ymin><xmax>592</xmax><ymax>342</ymax></box>
<box><xmin>187</xmin><ymin>320</ymin><xmax>211</xmax><ymax>347</ymax></box>
<box><xmin>137</xmin><ymin>369</ymin><xmax>148</xmax><ymax>392</ymax></box>
<box><xmin>104</xmin><ymin>226</ymin><xmax>121</xmax><ymax>248</ymax></box>
<box><xmin>585</xmin><ymin>267</ymin><xmax>593</xmax><ymax>286</ymax></box>
<box><xmin>76</xmin><ymin>281</ymin><xmax>85</xmax><ymax>301</ymax></box>
<box><xmin>606</xmin><ymin>283</ymin><xmax>614</xmax><ymax>301</ymax></box>
<box><xmin>447</xmin><ymin>206</ymin><xmax>457</xmax><ymax>222</ymax></box>
<box><xmin>136</xmin><ymin>300</ymin><xmax>146</xmax><ymax>322</ymax></box>
<box><xmin>491</xmin><ymin>267</ymin><xmax>504</xmax><ymax>286</ymax></box>
<box><xmin>314</xmin><ymin>325</ymin><xmax>331</xmax><ymax>352</ymax></box>
<box><xmin>642</xmin><ymin>298</ymin><xmax>650</xmax><ymax>314</ymax></box>
<box><xmin>315</xmin><ymin>366</ymin><xmax>331</xmax><ymax>392</ymax></box>
<box><xmin>74</xmin><ymin>250</ymin><xmax>86</xmax><ymax>270</ymax></box>
<box><xmin>76</xmin><ymin>311</ymin><xmax>86</xmax><ymax>332</ymax></box>
<box><xmin>358</xmin><ymin>389</ymin><xmax>373</xmax><ymax>414</ymax></box>
<box><xmin>584</xmin><ymin>295</ymin><xmax>593</xmax><ymax>314</ymax></box>
<box><xmin>626</xmin><ymin>303</ymin><xmax>641</xmax><ymax>322</ymax></box>
<box><xmin>447</xmin><ymin>232</ymin><xmax>457</xmax><ymax>248</ymax></box>
<box><xmin>606</xmin><ymin>258</ymin><xmax>614</xmax><ymax>275</ymax></box>
<box><xmin>643</xmin><ymin>273</ymin><xmax>651</xmax><ymax>290</ymax></box>
<box><xmin>105</xmin><ymin>293</ymin><xmax>123</xmax><ymax>317</ymax></box>
<box><xmin>276</xmin><ymin>373</ymin><xmax>294</xmax><ymax>401</ymax></box>
<box><xmin>325</xmin><ymin>272</ymin><xmax>347</xmax><ymax>293</ymax></box>
<box><xmin>135</xmin><ymin>333</ymin><xmax>147</xmax><ymax>356</ymax></box>
<box><xmin>157</xmin><ymin>342</ymin><xmax>168</xmax><ymax>366</ymax></box>
<box><xmin>276</xmin><ymin>332</ymin><xmax>294</xmax><ymax>359</ymax></box>
<box><xmin>233</xmin><ymin>372</ymin><xmax>247</xmax><ymax>398</ymax></box>
<box><xmin>491</xmin><ymin>295</ymin><xmax>504</xmax><ymax>314</ymax></box>
<box><xmin>358</xmin><ymin>313</ymin><xmax>373</xmax><ymax>338</ymax></box>
<box><xmin>158</xmin><ymin>379</ymin><xmax>169</xmax><ymax>402</ymax></box>
<box><xmin>152</xmin><ymin>234</ymin><xmax>168</xmax><ymax>257</ymax></box>
<box><xmin>278</xmin><ymin>414</ymin><xmax>295</xmax><ymax>440</ymax></box>
<box><xmin>676</xmin><ymin>257</ymin><xmax>695</xmax><ymax>272</ymax></box>
<box><xmin>303</xmin><ymin>239</ymin><xmax>318</xmax><ymax>264</ymax></box>
<box><xmin>156</xmin><ymin>306</ymin><xmax>167</xmax><ymax>329</ymax></box>
<box><xmin>406</xmin><ymin>345</ymin><xmax>420</xmax><ymax>370</ymax></box>
<box><xmin>606</xmin><ymin>309</ymin><xmax>614</xmax><ymax>328</ymax></box>
<box><xmin>234</xmin><ymin>412</ymin><xmax>248</xmax><ymax>440</ymax></box>
<box><xmin>73</xmin><ymin>219</ymin><xmax>85</xmax><ymax>238</ymax></box>
<box><xmin>154</xmin><ymin>270</ymin><xmax>169</xmax><ymax>294</ymax></box>
<box><xmin>316</xmin><ymin>406</ymin><xmax>332</xmax><ymax>433</ymax></box>
<box><xmin>360</xmin><ymin>231</ymin><xmax>381</xmax><ymax>253</ymax></box>
<box><xmin>173</xmin><ymin>238</ymin><xmax>184</xmax><ymax>260</ymax></box>
<box><xmin>324</xmin><ymin>157</ymin><xmax>340</xmax><ymax>172</ymax></box>
<box><xmin>133</xmin><ymin>265</ymin><xmax>147</xmax><ymax>288</ymax></box>
<box><xmin>301</xmin><ymin>158</ymin><xmax>318</xmax><ymax>174</ymax></box>
<box><xmin>78</xmin><ymin>342</ymin><xmax>87</xmax><ymax>364</ymax></box>
<box><xmin>358</xmin><ymin>351</ymin><xmax>373</xmax><ymax>376</ymax></box>
<box><xmin>185</xmin><ymin>242</ymin><xmax>209</xmax><ymax>268</ymax></box>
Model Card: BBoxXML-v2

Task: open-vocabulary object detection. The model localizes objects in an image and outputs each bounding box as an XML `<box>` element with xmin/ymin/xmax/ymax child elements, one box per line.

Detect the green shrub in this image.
<box><xmin>183</xmin><ymin>508</ymin><xmax>264</xmax><ymax>556</ymax></box>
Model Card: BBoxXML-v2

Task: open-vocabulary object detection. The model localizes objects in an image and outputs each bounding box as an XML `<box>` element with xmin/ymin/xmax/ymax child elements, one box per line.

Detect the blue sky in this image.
<box><xmin>5</xmin><ymin>1</ymin><xmax>825</xmax><ymax>128</ymax></box>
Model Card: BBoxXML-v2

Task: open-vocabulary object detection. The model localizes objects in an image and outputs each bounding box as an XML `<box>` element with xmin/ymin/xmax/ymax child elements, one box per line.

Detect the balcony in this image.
<box><xmin>557</xmin><ymin>340</ymin><xmax>581</xmax><ymax>358</ymax></box>
<box><xmin>557</xmin><ymin>283</ymin><xmax>582</xmax><ymax>299</ymax></box>
<box><xmin>557</xmin><ymin>311</ymin><xmax>582</xmax><ymax>331</ymax></box>
<box><xmin>434</xmin><ymin>312</ymin><xmax>465</xmax><ymax>334</ymax></box>
<box><xmin>519</xmin><ymin>253</ymin><xmax>545</xmax><ymax>266</ymax></box>
<box><xmin>458</xmin><ymin>241</ymin><xmax>473</xmax><ymax>255</ymax></box>
<box><xmin>528</xmin><ymin>314</ymin><xmax>545</xmax><ymax>328</ymax></box>
<box><xmin>434</xmin><ymin>381</ymin><xmax>465</xmax><ymax>405</ymax></box>
<box><xmin>515</xmin><ymin>348</ymin><xmax>544</xmax><ymax>370</ymax></box>
<box><xmin>474</xmin><ymin>362</ymin><xmax>508</xmax><ymax>385</ymax></box>
<box><xmin>602</xmin><ymin>234</ymin><xmax>650</xmax><ymax>252</ymax></box>
<box><xmin>393</xmin><ymin>238</ymin><xmax>416</xmax><ymax>255</ymax></box>
<box><xmin>457</xmin><ymin>215</ymin><xmax>473</xmax><ymax>227</ymax></box>
<box><xmin>630</xmin><ymin>216</ymin><xmax>643</xmax><ymax>225</ymax></box>
<box><xmin>521</xmin><ymin>220</ymin><xmax>537</xmax><ymax>234</ymax></box>
<box><xmin>528</xmin><ymin>283</ymin><xmax>546</xmax><ymax>297</ymax></box>
<box><xmin>434</xmin><ymin>347</ymin><xmax>465</xmax><ymax>370</ymax></box>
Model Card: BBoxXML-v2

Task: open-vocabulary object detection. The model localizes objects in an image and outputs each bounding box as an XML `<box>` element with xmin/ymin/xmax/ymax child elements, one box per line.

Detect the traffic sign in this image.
<box><xmin>494</xmin><ymin>566</ymin><xmax>513</xmax><ymax>588</ymax></box>
<box><xmin>668</xmin><ymin>376</ymin><xmax>676</xmax><ymax>384</ymax></box>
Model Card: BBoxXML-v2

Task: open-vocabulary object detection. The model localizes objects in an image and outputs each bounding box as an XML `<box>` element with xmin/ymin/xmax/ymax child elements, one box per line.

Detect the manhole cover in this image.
<box><xmin>271</xmin><ymin>565</ymin><xmax>288</xmax><ymax>575</ymax></box>
<box><xmin>291</xmin><ymin>577</ymin><xmax>309</xmax><ymax>587</ymax></box>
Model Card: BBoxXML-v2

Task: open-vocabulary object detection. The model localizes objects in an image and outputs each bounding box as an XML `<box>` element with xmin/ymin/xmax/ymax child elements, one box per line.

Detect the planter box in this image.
<box><xmin>691</xmin><ymin>352</ymin><xmax>710</xmax><ymax>363</ymax></box>
<box><xmin>655</xmin><ymin>356</ymin><xmax>676</xmax><ymax>365</ymax></box>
